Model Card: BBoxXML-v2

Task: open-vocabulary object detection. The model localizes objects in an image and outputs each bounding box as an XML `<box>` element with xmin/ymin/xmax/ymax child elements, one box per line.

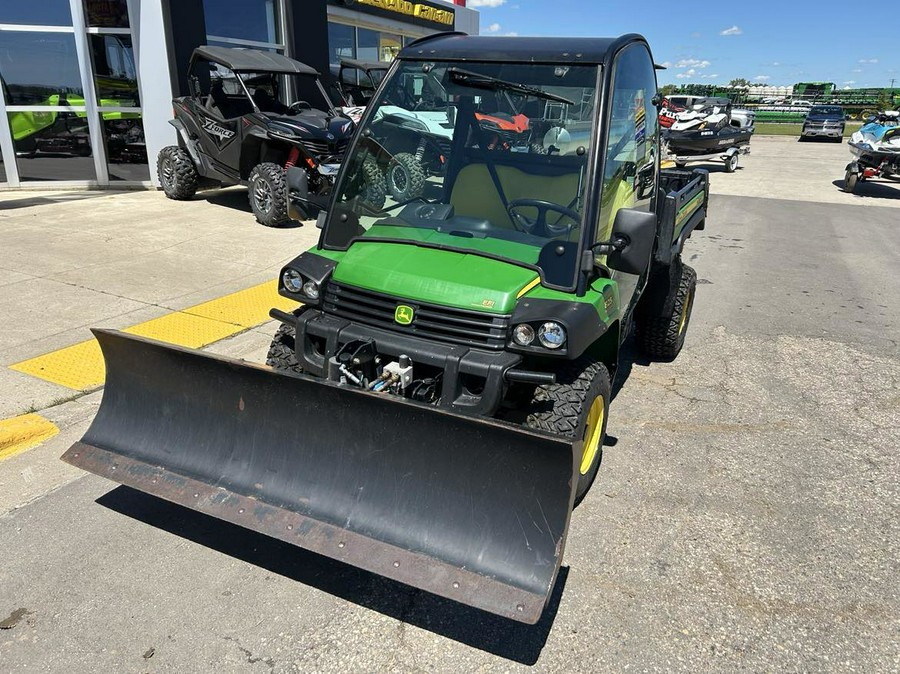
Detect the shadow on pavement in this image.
<box><xmin>831</xmin><ymin>179</ymin><xmax>900</xmax><ymax>200</ymax></box>
<box><xmin>96</xmin><ymin>486</ymin><xmax>565</xmax><ymax>665</ymax></box>
<box><xmin>0</xmin><ymin>191</ymin><xmax>129</xmax><ymax>210</ymax></box>
<box><xmin>611</xmin><ymin>335</ymin><xmax>651</xmax><ymax>402</ymax></box>
<box><xmin>201</xmin><ymin>188</ymin><xmax>304</xmax><ymax>228</ymax></box>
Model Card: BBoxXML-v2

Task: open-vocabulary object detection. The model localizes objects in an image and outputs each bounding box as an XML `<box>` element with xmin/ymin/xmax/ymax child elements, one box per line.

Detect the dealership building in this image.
<box><xmin>0</xmin><ymin>0</ymin><xmax>477</xmax><ymax>190</ymax></box>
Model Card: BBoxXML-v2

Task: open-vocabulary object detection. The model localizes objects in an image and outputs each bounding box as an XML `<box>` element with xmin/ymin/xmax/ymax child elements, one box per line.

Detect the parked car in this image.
<box><xmin>800</xmin><ymin>104</ymin><xmax>846</xmax><ymax>142</ymax></box>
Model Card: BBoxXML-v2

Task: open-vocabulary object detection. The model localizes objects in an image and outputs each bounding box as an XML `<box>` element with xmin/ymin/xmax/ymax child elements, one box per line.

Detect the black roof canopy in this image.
<box><xmin>192</xmin><ymin>46</ymin><xmax>319</xmax><ymax>75</ymax></box>
<box><xmin>400</xmin><ymin>32</ymin><xmax>646</xmax><ymax>65</ymax></box>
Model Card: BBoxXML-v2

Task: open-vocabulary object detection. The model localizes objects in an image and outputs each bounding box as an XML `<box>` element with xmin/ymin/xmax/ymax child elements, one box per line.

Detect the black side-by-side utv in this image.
<box><xmin>157</xmin><ymin>46</ymin><xmax>363</xmax><ymax>226</ymax></box>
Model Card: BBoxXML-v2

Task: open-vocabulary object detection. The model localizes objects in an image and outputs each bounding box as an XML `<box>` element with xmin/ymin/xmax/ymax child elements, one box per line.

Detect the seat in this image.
<box><xmin>449</xmin><ymin>163</ymin><xmax>581</xmax><ymax>233</ymax></box>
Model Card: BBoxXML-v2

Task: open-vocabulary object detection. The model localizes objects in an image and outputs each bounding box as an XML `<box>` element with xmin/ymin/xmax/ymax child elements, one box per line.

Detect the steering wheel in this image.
<box><xmin>289</xmin><ymin>100</ymin><xmax>311</xmax><ymax>112</ymax></box>
<box><xmin>506</xmin><ymin>198</ymin><xmax>581</xmax><ymax>237</ymax></box>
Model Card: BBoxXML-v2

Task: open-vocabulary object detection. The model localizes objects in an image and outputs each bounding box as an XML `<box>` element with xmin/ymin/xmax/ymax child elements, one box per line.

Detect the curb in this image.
<box><xmin>0</xmin><ymin>413</ymin><xmax>60</xmax><ymax>462</ymax></box>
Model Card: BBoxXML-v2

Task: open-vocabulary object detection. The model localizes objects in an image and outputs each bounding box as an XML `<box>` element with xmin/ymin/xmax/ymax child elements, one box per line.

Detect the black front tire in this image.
<box><xmin>843</xmin><ymin>169</ymin><xmax>859</xmax><ymax>193</ymax></box>
<box><xmin>360</xmin><ymin>158</ymin><xmax>387</xmax><ymax>210</ymax></box>
<box><xmin>386</xmin><ymin>152</ymin><xmax>426</xmax><ymax>202</ymax></box>
<box><xmin>249</xmin><ymin>162</ymin><xmax>291</xmax><ymax>227</ymax></box>
<box><xmin>525</xmin><ymin>358</ymin><xmax>611</xmax><ymax>506</ymax></box>
<box><xmin>266</xmin><ymin>324</ymin><xmax>303</xmax><ymax>374</ymax></box>
<box><xmin>157</xmin><ymin>146</ymin><xmax>199</xmax><ymax>200</ymax></box>
<box><xmin>635</xmin><ymin>261</ymin><xmax>697</xmax><ymax>360</ymax></box>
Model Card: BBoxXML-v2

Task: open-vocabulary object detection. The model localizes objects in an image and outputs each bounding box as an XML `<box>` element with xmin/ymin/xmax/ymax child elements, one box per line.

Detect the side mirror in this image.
<box><xmin>597</xmin><ymin>208</ymin><xmax>656</xmax><ymax>276</ymax></box>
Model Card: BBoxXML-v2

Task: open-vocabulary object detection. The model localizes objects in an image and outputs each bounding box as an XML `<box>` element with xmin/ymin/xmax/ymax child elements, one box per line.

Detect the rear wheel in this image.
<box><xmin>157</xmin><ymin>146</ymin><xmax>198</xmax><ymax>200</ymax></box>
<box><xmin>266</xmin><ymin>324</ymin><xmax>302</xmax><ymax>374</ymax></box>
<box><xmin>249</xmin><ymin>162</ymin><xmax>290</xmax><ymax>227</ymax></box>
<box><xmin>843</xmin><ymin>169</ymin><xmax>859</xmax><ymax>193</ymax></box>
<box><xmin>635</xmin><ymin>262</ymin><xmax>697</xmax><ymax>360</ymax></box>
<box><xmin>386</xmin><ymin>152</ymin><xmax>426</xmax><ymax>202</ymax></box>
<box><xmin>724</xmin><ymin>152</ymin><xmax>739</xmax><ymax>173</ymax></box>
<box><xmin>525</xmin><ymin>358</ymin><xmax>611</xmax><ymax>506</ymax></box>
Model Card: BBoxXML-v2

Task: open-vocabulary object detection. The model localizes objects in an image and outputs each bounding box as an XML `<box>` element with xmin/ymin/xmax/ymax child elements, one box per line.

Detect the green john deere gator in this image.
<box><xmin>64</xmin><ymin>32</ymin><xmax>709</xmax><ymax>625</ymax></box>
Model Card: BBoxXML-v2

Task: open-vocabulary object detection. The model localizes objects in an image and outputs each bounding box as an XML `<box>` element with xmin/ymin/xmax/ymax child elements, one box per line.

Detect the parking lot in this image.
<box><xmin>0</xmin><ymin>135</ymin><xmax>897</xmax><ymax>672</ymax></box>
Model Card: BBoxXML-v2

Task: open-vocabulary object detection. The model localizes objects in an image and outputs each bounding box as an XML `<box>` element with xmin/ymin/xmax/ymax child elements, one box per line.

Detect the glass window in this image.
<box><xmin>9</xmin><ymin>112</ymin><xmax>97</xmax><ymax>181</ymax></box>
<box><xmin>599</xmin><ymin>44</ymin><xmax>658</xmax><ymax>242</ymax></box>
<box><xmin>203</xmin><ymin>0</ymin><xmax>278</xmax><ymax>44</ymax></box>
<box><xmin>0</xmin><ymin>2</ymin><xmax>72</xmax><ymax>26</ymax></box>
<box><xmin>0</xmin><ymin>32</ymin><xmax>84</xmax><ymax>105</ymax></box>
<box><xmin>379</xmin><ymin>33</ymin><xmax>401</xmax><ymax>62</ymax></box>
<box><xmin>357</xmin><ymin>28</ymin><xmax>379</xmax><ymax>63</ymax></box>
<box><xmin>82</xmin><ymin>0</ymin><xmax>129</xmax><ymax>28</ymax></box>
<box><xmin>327</xmin><ymin>61</ymin><xmax>598</xmax><ymax>289</ymax></box>
<box><xmin>102</xmin><ymin>115</ymin><xmax>148</xmax><ymax>181</ymax></box>
<box><xmin>327</xmin><ymin>22</ymin><xmax>354</xmax><ymax>65</ymax></box>
<box><xmin>89</xmin><ymin>34</ymin><xmax>139</xmax><ymax>106</ymax></box>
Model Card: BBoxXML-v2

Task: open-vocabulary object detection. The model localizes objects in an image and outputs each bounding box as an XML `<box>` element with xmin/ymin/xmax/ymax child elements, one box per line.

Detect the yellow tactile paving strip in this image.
<box><xmin>10</xmin><ymin>280</ymin><xmax>297</xmax><ymax>391</ymax></box>
<box><xmin>0</xmin><ymin>413</ymin><xmax>59</xmax><ymax>462</ymax></box>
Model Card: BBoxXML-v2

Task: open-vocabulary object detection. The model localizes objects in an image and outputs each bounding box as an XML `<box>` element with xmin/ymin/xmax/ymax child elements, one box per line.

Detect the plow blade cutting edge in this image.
<box><xmin>62</xmin><ymin>330</ymin><xmax>579</xmax><ymax>623</ymax></box>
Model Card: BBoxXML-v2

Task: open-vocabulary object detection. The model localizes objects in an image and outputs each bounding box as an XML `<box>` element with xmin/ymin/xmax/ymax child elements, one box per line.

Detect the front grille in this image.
<box><xmin>302</xmin><ymin>138</ymin><xmax>349</xmax><ymax>158</ymax></box>
<box><xmin>323</xmin><ymin>282</ymin><xmax>511</xmax><ymax>349</ymax></box>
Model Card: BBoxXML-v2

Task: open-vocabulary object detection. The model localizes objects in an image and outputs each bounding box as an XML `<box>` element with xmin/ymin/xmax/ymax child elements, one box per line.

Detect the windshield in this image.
<box><xmin>810</xmin><ymin>106</ymin><xmax>842</xmax><ymax>115</ymax></box>
<box><xmin>322</xmin><ymin>60</ymin><xmax>599</xmax><ymax>290</ymax></box>
<box><xmin>237</xmin><ymin>71</ymin><xmax>332</xmax><ymax>114</ymax></box>
<box><xmin>196</xmin><ymin>60</ymin><xmax>333</xmax><ymax>117</ymax></box>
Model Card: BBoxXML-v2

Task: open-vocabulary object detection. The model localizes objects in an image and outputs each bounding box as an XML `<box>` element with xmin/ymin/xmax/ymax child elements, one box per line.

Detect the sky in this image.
<box><xmin>460</xmin><ymin>0</ymin><xmax>897</xmax><ymax>89</ymax></box>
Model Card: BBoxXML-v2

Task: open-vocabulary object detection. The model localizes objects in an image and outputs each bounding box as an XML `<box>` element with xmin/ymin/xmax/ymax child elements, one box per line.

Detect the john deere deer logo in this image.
<box><xmin>394</xmin><ymin>304</ymin><xmax>414</xmax><ymax>325</ymax></box>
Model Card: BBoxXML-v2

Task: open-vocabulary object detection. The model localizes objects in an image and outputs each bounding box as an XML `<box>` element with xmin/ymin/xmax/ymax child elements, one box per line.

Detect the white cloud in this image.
<box><xmin>858</xmin><ymin>58</ymin><xmax>878</xmax><ymax>64</ymax></box>
<box><xmin>754</xmin><ymin>75</ymin><xmax>770</xmax><ymax>81</ymax></box>
<box><xmin>852</xmin><ymin>68</ymin><xmax>863</xmax><ymax>73</ymax></box>
<box><xmin>690</xmin><ymin>32</ymin><xmax>701</xmax><ymax>38</ymax></box>
<box><xmin>676</xmin><ymin>68</ymin><xmax>699</xmax><ymax>79</ymax></box>
<box><xmin>771</xmin><ymin>61</ymin><xmax>780</xmax><ymax>67</ymax></box>
<box><xmin>705</xmin><ymin>74</ymin><xmax>719</xmax><ymax>79</ymax></box>
<box><xmin>674</xmin><ymin>58</ymin><xmax>711</xmax><ymax>69</ymax></box>
<box><xmin>660</xmin><ymin>61</ymin><xmax>672</xmax><ymax>68</ymax></box>
<box><xmin>487</xmin><ymin>22</ymin><xmax>501</xmax><ymax>32</ymax></box>
<box><xmin>504</xmin><ymin>31</ymin><xmax>518</xmax><ymax>36</ymax></box>
<box><xmin>720</xmin><ymin>25</ymin><xmax>742</xmax><ymax>36</ymax></box>
<box><xmin>469</xmin><ymin>0</ymin><xmax>506</xmax><ymax>6</ymax></box>
<box><xmin>843</xmin><ymin>80</ymin><xmax>855</xmax><ymax>85</ymax></box>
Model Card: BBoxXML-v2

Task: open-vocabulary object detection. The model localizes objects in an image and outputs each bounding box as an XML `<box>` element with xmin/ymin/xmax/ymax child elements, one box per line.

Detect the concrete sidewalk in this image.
<box><xmin>0</xmin><ymin>187</ymin><xmax>318</xmax><ymax>509</ymax></box>
<box><xmin>0</xmin><ymin>187</ymin><xmax>318</xmax><ymax>419</ymax></box>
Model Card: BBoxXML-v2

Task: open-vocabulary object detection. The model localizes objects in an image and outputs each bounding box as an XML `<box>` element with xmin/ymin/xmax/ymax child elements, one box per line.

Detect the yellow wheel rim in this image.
<box><xmin>677</xmin><ymin>288</ymin><xmax>693</xmax><ymax>336</ymax></box>
<box><xmin>580</xmin><ymin>397</ymin><xmax>605</xmax><ymax>475</ymax></box>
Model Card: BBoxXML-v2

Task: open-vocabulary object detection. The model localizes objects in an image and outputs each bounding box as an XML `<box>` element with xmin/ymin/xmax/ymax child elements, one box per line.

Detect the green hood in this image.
<box><xmin>331</xmin><ymin>240</ymin><xmax>540</xmax><ymax>314</ymax></box>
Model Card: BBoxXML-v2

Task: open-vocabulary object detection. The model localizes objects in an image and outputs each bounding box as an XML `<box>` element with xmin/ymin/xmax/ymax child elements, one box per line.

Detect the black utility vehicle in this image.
<box><xmin>157</xmin><ymin>46</ymin><xmax>358</xmax><ymax>226</ymax></box>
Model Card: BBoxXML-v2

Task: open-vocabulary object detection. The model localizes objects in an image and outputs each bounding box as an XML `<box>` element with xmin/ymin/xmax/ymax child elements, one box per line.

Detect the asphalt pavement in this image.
<box><xmin>0</xmin><ymin>136</ymin><xmax>897</xmax><ymax>672</ymax></box>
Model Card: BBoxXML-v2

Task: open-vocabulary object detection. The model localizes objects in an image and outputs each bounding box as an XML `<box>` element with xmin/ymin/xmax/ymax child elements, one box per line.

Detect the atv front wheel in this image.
<box><xmin>386</xmin><ymin>152</ymin><xmax>426</xmax><ymax>202</ymax></box>
<box><xmin>525</xmin><ymin>358</ymin><xmax>611</xmax><ymax>506</ymax></box>
<box><xmin>360</xmin><ymin>158</ymin><xmax>387</xmax><ymax>210</ymax></box>
<box><xmin>635</xmin><ymin>261</ymin><xmax>697</xmax><ymax>360</ymax></box>
<box><xmin>157</xmin><ymin>146</ymin><xmax>198</xmax><ymax>200</ymax></box>
<box><xmin>843</xmin><ymin>169</ymin><xmax>859</xmax><ymax>193</ymax></box>
<box><xmin>249</xmin><ymin>163</ymin><xmax>291</xmax><ymax>227</ymax></box>
<box><xmin>266</xmin><ymin>324</ymin><xmax>303</xmax><ymax>374</ymax></box>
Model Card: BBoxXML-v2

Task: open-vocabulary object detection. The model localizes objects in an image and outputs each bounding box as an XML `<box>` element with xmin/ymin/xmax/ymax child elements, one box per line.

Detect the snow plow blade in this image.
<box><xmin>62</xmin><ymin>330</ymin><xmax>578</xmax><ymax>623</ymax></box>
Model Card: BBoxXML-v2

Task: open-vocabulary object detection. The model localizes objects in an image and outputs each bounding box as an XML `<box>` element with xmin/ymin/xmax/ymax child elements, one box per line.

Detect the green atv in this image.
<box><xmin>63</xmin><ymin>33</ymin><xmax>708</xmax><ymax>626</ymax></box>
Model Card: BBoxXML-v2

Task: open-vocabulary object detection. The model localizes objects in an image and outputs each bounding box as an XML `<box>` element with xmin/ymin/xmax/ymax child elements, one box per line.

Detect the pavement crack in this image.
<box><xmin>223</xmin><ymin>636</ymin><xmax>275</xmax><ymax>671</ymax></box>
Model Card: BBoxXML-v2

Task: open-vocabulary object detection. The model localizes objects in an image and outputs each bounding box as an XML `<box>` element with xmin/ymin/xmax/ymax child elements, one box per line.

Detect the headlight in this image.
<box><xmin>513</xmin><ymin>324</ymin><xmax>535</xmax><ymax>346</ymax></box>
<box><xmin>538</xmin><ymin>322</ymin><xmax>566</xmax><ymax>349</ymax></box>
<box><xmin>302</xmin><ymin>280</ymin><xmax>320</xmax><ymax>300</ymax></box>
<box><xmin>282</xmin><ymin>268</ymin><xmax>304</xmax><ymax>293</ymax></box>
